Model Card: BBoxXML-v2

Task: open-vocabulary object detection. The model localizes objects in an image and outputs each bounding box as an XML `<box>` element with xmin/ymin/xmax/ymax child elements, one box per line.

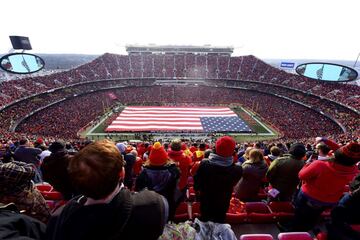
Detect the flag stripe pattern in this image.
<box><xmin>105</xmin><ymin>106</ymin><xmax>252</xmax><ymax>132</ymax></box>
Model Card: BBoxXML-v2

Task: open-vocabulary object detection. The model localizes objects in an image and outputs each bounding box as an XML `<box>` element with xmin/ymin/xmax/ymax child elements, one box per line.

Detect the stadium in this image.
<box><xmin>1</xmin><ymin>0</ymin><xmax>360</xmax><ymax>239</ymax></box>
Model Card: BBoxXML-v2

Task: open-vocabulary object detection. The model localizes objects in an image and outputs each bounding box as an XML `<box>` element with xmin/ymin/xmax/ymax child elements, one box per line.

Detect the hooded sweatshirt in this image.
<box><xmin>194</xmin><ymin>153</ymin><xmax>242</xmax><ymax>223</ymax></box>
<box><xmin>167</xmin><ymin>149</ymin><xmax>192</xmax><ymax>190</ymax></box>
<box><xmin>299</xmin><ymin>160</ymin><xmax>359</xmax><ymax>203</ymax></box>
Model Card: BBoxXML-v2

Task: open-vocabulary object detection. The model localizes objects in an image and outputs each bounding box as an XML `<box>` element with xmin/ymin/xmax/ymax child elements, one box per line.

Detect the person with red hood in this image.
<box><xmin>290</xmin><ymin>142</ymin><xmax>360</xmax><ymax>231</ymax></box>
<box><xmin>167</xmin><ymin>139</ymin><xmax>192</xmax><ymax>202</ymax></box>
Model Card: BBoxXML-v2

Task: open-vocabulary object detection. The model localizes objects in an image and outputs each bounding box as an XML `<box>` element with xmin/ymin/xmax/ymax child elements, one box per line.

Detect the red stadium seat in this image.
<box><xmin>351</xmin><ymin>224</ymin><xmax>360</xmax><ymax>232</ymax></box>
<box><xmin>245</xmin><ymin>202</ymin><xmax>275</xmax><ymax>223</ymax></box>
<box><xmin>174</xmin><ymin>202</ymin><xmax>189</xmax><ymax>222</ymax></box>
<box><xmin>40</xmin><ymin>191</ymin><xmax>63</xmax><ymax>201</ymax></box>
<box><xmin>187</xmin><ymin>186</ymin><xmax>196</xmax><ymax>202</ymax></box>
<box><xmin>227</xmin><ymin>197</ymin><xmax>247</xmax><ymax>223</ymax></box>
<box><xmin>256</xmin><ymin>188</ymin><xmax>268</xmax><ymax>201</ymax></box>
<box><xmin>239</xmin><ymin>234</ymin><xmax>274</xmax><ymax>240</ymax></box>
<box><xmin>35</xmin><ymin>184</ymin><xmax>53</xmax><ymax>192</ymax></box>
<box><xmin>191</xmin><ymin>202</ymin><xmax>201</xmax><ymax>219</ymax></box>
<box><xmin>268</xmin><ymin>201</ymin><xmax>295</xmax><ymax>221</ymax></box>
<box><xmin>316</xmin><ymin>232</ymin><xmax>327</xmax><ymax>240</ymax></box>
<box><xmin>225</xmin><ymin>212</ymin><xmax>247</xmax><ymax>223</ymax></box>
<box><xmin>278</xmin><ymin>232</ymin><xmax>312</xmax><ymax>240</ymax></box>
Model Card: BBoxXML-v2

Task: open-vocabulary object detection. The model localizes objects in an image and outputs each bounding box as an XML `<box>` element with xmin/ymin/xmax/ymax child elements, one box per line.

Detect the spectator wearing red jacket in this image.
<box><xmin>167</xmin><ymin>139</ymin><xmax>192</xmax><ymax>202</ymax></box>
<box><xmin>290</xmin><ymin>142</ymin><xmax>360</xmax><ymax>231</ymax></box>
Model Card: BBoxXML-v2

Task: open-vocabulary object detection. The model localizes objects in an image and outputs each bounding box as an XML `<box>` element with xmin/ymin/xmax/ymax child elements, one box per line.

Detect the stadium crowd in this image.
<box><xmin>13</xmin><ymin>86</ymin><xmax>343</xmax><ymax>140</ymax></box>
<box><xmin>0</xmin><ymin>135</ymin><xmax>359</xmax><ymax>239</ymax></box>
<box><xmin>0</xmin><ymin>53</ymin><xmax>359</xmax><ymax>239</ymax></box>
<box><xmin>0</xmin><ymin>53</ymin><xmax>359</xmax><ymax>110</ymax></box>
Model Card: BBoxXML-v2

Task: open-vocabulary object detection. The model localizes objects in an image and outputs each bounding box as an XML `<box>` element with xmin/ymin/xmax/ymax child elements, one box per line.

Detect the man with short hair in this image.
<box><xmin>14</xmin><ymin>138</ymin><xmax>42</xmax><ymax>165</ymax></box>
<box><xmin>13</xmin><ymin>138</ymin><xmax>42</xmax><ymax>182</ymax></box>
<box><xmin>46</xmin><ymin>140</ymin><xmax>167</xmax><ymax>240</ymax></box>
<box><xmin>266</xmin><ymin>143</ymin><xmax>306</xmax><ymax>201</ymax></box>
<box><xmin>315</xmin><ymin>142</ymin><xmax>331</xmax><ymax>161</ymax></box>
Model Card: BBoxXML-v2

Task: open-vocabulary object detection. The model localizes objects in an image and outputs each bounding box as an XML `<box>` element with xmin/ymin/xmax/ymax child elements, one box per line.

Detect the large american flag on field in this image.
<box><xmin>105</xmin><ymin>106</ymin><xmax>252</xmax><ymax>132</ymax></box>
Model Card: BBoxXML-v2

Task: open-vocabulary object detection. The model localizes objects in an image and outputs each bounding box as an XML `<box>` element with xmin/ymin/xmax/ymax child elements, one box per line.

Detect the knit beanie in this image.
<box><xmin>149</xmin><ymin>142</ymin><xmax>168</xmax><ymax>166</ymax></box>
<box><xmin>289</xmin><ymin>143</ymin><xmax>306</xmax><ymax>159</ymax></box>
<box><xmin>335</xmin><ymin>142</ymin><xmax>360</xmax><ymax>166</ymax></box>
<box><xmin>116</xmin><ymin>143</ymin><xmax>126</xmax><ymax>154</ymax></box>
<box><xmin>215</xmin><ymin>136</ymin><xmax>236</xmax><ymax>157</ymax></box>
<box><xmin>49</xmin><ymin>141</ymin><xmax>66</xmax><ymax>154</ymax></box>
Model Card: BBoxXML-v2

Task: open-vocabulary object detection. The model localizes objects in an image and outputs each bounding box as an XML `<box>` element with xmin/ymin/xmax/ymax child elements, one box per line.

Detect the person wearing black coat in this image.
<box><xmin>194</xmin><ymin>136</ymin><xmax>242</xmax><ymax>223</ymax></box>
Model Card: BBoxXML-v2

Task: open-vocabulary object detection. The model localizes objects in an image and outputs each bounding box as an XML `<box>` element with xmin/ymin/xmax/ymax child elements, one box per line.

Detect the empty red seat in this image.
<box><xmin>245</xmin><ymin>202</ymin><xmax>275</xmax><ymax>223</ymax></box>
<box><xmin>278</xmin><ymin>232</ymin><xmax>312</xmax><ymax>240</ymax></box>
<box><xmin>268</xmin><ymin>201</ymin><xmax>294</xmax><ymax>221</ymax></box>
<box><xmin>239</xmin><ymin>233</ymin><xmax>274</xmax><ymax>240</ymax></box>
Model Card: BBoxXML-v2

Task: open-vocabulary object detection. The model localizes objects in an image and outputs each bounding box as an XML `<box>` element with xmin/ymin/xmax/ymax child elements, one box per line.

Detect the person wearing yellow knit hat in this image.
<box><xmin>135</xmin><ymin>142</ymin><xmax>180</xmax><ymax>221</ymax></box>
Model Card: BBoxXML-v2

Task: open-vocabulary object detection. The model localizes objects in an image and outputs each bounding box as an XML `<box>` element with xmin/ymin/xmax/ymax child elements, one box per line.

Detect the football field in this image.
<box><xmin>83</xmin><ymin>105</ymin><xmax>278</xmax><ymax>142</ymax></box>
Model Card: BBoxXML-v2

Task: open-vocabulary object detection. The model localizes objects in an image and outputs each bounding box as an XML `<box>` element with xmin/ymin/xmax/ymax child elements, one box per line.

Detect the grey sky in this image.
<box><xmin>1</xmin><ymin>0</ymin><xmax>359</xmax><ymax>60</ymax></box>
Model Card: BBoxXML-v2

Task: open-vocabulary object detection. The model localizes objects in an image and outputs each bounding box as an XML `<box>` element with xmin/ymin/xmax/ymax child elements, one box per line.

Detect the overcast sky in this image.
<box><xmin>1</xmin><ymin>0</ymin><xmax>359</xmax><ymax>61</ymax></box>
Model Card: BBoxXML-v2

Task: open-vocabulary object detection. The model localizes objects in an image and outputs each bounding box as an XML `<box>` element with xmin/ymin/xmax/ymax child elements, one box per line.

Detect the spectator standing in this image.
<box><xmin>264</xmin><ymin>146</ymin><xmax>281</xmax><ymax>166</ymax></box>
<box><xmin>290</xmin><ymin>142</ymin><xmax>360</xmax><ymax>231</ymax></box>
<box><xmin>266</xmin><ymin>143</ymin><xmax>306</xmax><ymax>201</ymax></box>
<box><xmin>14</xmin><ymin>138</ymin><xmax>42</xmax><ymax>165</ymax></box>
<box><xmin>167</xmin><ymin>139</ymin><xmax>192</xmax><ymax>203</ymax></box>
<box><xmin>14</xmin><ymin>138</ymin><xmax>42</xmax><ymax>182</ymax></box>
<box><xmin>327</xmin><ymin>173</ymin><xmax>360</xmax><ymax>240</ymax></box>
<box><xmin>135</xmin><ymin>142</ymin><xmax>180</xmax><ymax>221</ymax></box>
<box><xmin>116</xmin><ymin>142</ymin><xmax>136</xmax><ymax>189</ymax></box>
<box><xmin>194</xmin><ymin>136</ymin><xmax>242</xmax><ymax>223</ymax></box>
<box><xmin>234</xmin><ymin>149</ymin><xmax>268</xmax><ymax>201</ymax></box>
